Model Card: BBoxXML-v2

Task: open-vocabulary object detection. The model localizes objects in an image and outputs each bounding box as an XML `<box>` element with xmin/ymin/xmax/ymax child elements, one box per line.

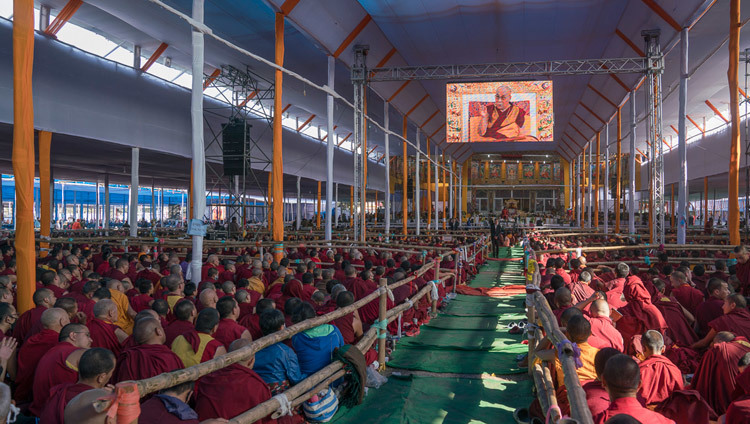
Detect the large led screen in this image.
<box><xmin>446</xmin><ymin>81</ymin><xmax>553</xmax><ymax>143</ymax></box>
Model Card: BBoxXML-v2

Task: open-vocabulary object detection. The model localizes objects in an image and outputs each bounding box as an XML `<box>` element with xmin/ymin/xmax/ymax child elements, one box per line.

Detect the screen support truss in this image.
<box><xmin>644</xmin><ymin>30</ymin><xmax>665</xmax><ymax>246</ymax></box>
<box><xmin>368</xmin><ymin>57</ymin><xmax>650</xmax><ymax>82</ymax></box>
<box><xmin>352</xmin><ymin>46</ymin><xmax>368</xmax><ymax>242</ymax></box>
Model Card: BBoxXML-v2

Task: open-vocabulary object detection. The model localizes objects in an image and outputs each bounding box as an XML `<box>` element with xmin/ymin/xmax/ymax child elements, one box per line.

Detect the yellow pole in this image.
<box><xmin>13</xmin><ymin>0</ymin><xmax>35</xmax><ymax>313</ymax></box>
<box><xmin>729</xmin><ymin>0</ymin><xmax>741</xmax><ymax>244</ymax></box>
<box><xmin>272</xmin><ymin>13</ymin><xmax>285</xmax><ymax>260</ymax></box>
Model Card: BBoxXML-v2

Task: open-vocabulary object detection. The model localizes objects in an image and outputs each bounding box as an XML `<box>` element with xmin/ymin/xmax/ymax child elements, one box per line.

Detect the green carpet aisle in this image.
<box><xmin>331</xmin><ymin>247</ymin><xmax>534</xmax><ymax>423</ymax></box>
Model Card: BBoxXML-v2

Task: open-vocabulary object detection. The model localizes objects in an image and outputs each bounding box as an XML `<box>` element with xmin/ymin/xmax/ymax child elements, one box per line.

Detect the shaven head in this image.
<box><xmin>78</xmin><ymin>347</ymin><xmax>116</xmax><ymax>383</ymax></box>
<box><xmin>642</xmin><ymin>330</ymin><xmax>665</xmax><ymax>356</ymax></box>
<box><xmin>714</xmin><ymin>331</ymin><xmax>736</xmax><ymax>345</ymax></box>
<box><xmin>590</xmin><ymin>299</ymin><xmax>610</xmax><ymax>318</ymax></box>
<box><xmin>739</xmin><ymin>352</ymin><xmax>750</xmax><ymax>373</ymax></box>
<box><xmin>133</xmin><ymin>317</ymin><xmax>164</xmax><ymax>345</ymax></box>
<box><xmin>41</xmin><ymin>307</ymin><xmax>70</xmax><ymax>332</ymax></box>
<box><xmin>134</xmin><ymin>309</ymin><xmax>159</xmax><ymax>323</ymax></box>
<box><xmin>174</xmin><ymin>300</ymin><xmax>196</xmax><ymax>322</ymax></box>
<box><xmin>594</xmin><ymin>347</ymin><xmax>621</xmax><ymax>379</ymax></box>
<box><xmin>602</xmin><ymin>354</ymin><xmax>640</xmax><ymax>399</ymax></box>
<box><xmin>560</xmin><ymin>307</ymin><xmax>583</xmax><ymax>328</ymax></box>
<box><xmin>55</xmin><ymin>297</ymin><xmax>78</xmax><ymax>319</ymax></box>
<box><xmin>554</xmin><ymin>287</ymin><xmax>572</xmax><ymax>308</ymax></box>
<box><xmin>59</xmin><ymin>323</ymin><xmax>91</xmax><ymax>348</ymax></box>
<box><xmin>229</xmin><ymin>337</ymin><xmax>254</xmax><ymax>368</ymax></box>
<box><xmin>93</xmin><ymin>299</ymin><xmax>117</xmax><ymax>320</ymax></box>
<box><xmin>565</xmin><ymin>315</ymin><xmax>591</xmax><ymax>344</ymax></box>
<box><xmin>33</xmin><ymin>288</ymin><xmax>54</xmax><ymax>306</ymax></box>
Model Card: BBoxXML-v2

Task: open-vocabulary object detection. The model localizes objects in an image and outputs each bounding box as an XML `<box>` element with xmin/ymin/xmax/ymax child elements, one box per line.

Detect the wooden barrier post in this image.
<box><xmin>377</xmin><ymin>277</ymin><xmax>388</xmax><ymax>369</ymax></box>
<box><xmin>432</xmin><ymin>258</ymin><xmax>439</xmax><ymax>314</ymax></box>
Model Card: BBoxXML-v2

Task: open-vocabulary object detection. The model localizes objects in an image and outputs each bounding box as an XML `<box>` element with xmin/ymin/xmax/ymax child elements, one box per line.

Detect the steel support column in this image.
<box><xmin>129</xmin><ymin>147</ymin><xmax>139</xmax><ymax>237</ymax></box>
<box><xmin>604</xmin><ymin>123</ymin><xmax>610</xmax><ymax>234</ymax></box>
<box><xmin>629</xmin><ymin>90</ymin><xmax>637</xmax><ymax>235</ymax></box>
<box><xmin>296</xmin><ymin>175</ymin><xmax>301</xmax><ymax>230</ymax></box>
<box><xmin>384</xmin><ymin>102</ymin><xmax>391</xmax><ymax>235</ymax></box>
<box><xmin>190</xmin><ymin>0</ymin><xmax>207</xmax><ymax>282</ymax></box>
<box><xmin>678</xmin><ymin>28</ymin><xmax>689</xmax><ymax>244</ymax></box>
<box><xmin>415</xmin><ymin>129</ymin><xmax>421</xmax><ymax>235</ymax></box>
<box><xmin>325</xmin><ymin>55</ymin><xmax>334</xmax><ymax>241</ymax></box>
<box><xmin>644</xmin><ymin>30</ymin><xmax>665</xmax><ymax>245</ymax></box>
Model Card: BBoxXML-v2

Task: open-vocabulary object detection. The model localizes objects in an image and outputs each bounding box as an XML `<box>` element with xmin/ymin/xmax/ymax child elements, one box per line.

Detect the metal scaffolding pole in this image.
<box><xmin>678</xmin><ymin>29</ymin><xmax>689</xmax><ymax>244</ymax></box>
<box><xmin>95</xmin><ymin>181</ymin><xmax>100</xmax><ymax>228</ymax></box>
<box><xmin>415</xmin><ymin>129</ymin><xmax>421</xmax><ymax>235</ymax></box>
<box><xmin>587</xmin><ymin>142</ymin><xmax>592</xmax><ymax>228</ymax></box>
<box><xmin>296</xmin><ymin>175</ymin><xmax>301</xmax><ymax>230</ymax></box>
<box><xmin>629</xmin><ymin>89</ymin><xmax>637</xmax><ymax>235</ymax></box>
<box><xmin>644</xmin><ymin>29</ymin><xmax>665</xmax><ymax>246</ymax></box>
<box><xmin>190</xmin><ymin>0</ymin><xmax>206</xmax><ymax>283</ymax></box>
<box><xmin>576</xmin><ymin>155</ymin><xmax>581</xmax><ymax>227</ymax></box>
<box><xmin>434</xmin><ymin>145</ymin><xmax>439</xmax><ymax>231</ymax></box>
<box><xmin>104</xmin><ymin>175</ymin><xmax>110</xmax><ymax>230</ymax></box>
<box><xmin>351</xmin><ymin>46</ymin><xmax>368</xmax><ymax>241</ymax></box>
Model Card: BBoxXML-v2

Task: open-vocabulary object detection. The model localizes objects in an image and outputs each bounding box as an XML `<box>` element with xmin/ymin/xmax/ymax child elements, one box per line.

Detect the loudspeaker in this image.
<box><xmin>222</xmin><ymin>120</ymin><xmax>250</xmax><ymax>176</ymax></box>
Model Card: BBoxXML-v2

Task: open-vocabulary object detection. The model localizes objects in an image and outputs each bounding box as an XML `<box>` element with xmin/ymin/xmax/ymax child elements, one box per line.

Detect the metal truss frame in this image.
<box><xmin>368</xmin><ymin>57</ymin><xmax>651</xmax><ymax>82</ymax></box>
<box><xmin>644</xmin><ymin>30</ymin><xmax>665</xmax><ymax>246</ymax></box>
<box><xmin>352</xmin><ymin>46</ymin><xmax>368</xmax><ymax>241</ymax></box>
<box><xmin>203</xmin><ymin>65</ymin><xmax>274</xmax><ymax>238</ymax></box>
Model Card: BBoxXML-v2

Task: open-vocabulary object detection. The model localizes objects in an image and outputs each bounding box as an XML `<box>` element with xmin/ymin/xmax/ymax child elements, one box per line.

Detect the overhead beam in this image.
<box><xmin>141</xmin><ymin>42</ymin><xmax>168</xmax><ymax>72</ymax></box>
<box><xmin>430</xmin><ymin>123</ymin><xmax>446</xmax><ymax>139</ymax></box>
<box><xmin>297</xmin><ymin>114</ymin><xmax>316</xmax><ymax>132</ymax></box>
<box><xmin>387</xmin><ymin>81</ymin><xmax>411</xmax><ymax>102</ymax></box>
<box><xmin>579</xmin><ymin>102</ymin><xmax>606</xmax><ymax>125</ymax></box>
<box><xmin>281</xmin><ymin>103</ymin><xmax>292</xmax><ymax>114</ymax></box>
<box><xmin>420</xmin><ymin>110</ymin><xmax>440</xmax><ymax>128</ymax></box>
<box><xmin>237</xmin><ymin>91</ymin><xmax>258</xmax><ymax>108</ymax></box>
<box><xmin>573</xmin><ymin>113</ymin><xmax>597</xmax><ymax>134</ymax></box>
<box><xmin>600</xmin><ymin>64</ymin><xmax>631</xmax><ymax>91</ymax></box>
<box><xmin>687</xmin><ymin>115</ymin><xmax>705</xmax><ymax>134</ymax></box>
<box><xmin>44</xmin><ymin>0</ymin><xmax>83</xmax><ymax>36</ymax></box>
<box><xmin>405</xmin><ymin>94</ymin><xmax>429</xmax><ymax>117</ymax></box>
<box><xmin>203</xmin><ymin>69</ymin><xmax>221</xmax><ymax>90</ymax></box>
<box><xmin>670</xmin><ymin>124</ymin><xmax>679</xmax><ymax>135</ymax></box>
<box><xmin>333</xmin><ymin>15</ymin><xmax>372</xmax><ymax>58</ymax></box>
<box><xmin>280</xmin><ymin>0</ymin><xmax>301</xmax><ymax>15</ymax></box>
<box><xmin>587</xmin><ymin>84</ymin><xmax>618</xmax><ymax>109</ymax></box>
<box><xmin>615</xmin><ymin>29</ymin><xmax>646</xmax><ymax>56</ymax></box>
<box><xmin>705</xmin><ymin>100</ymin><xmax>729</xmax><ymax>123</ymax></box>
<box><xmin>641</xmin><ymin>0</ymin><xmax>682</xmax><ymax>32</ymax></box>
<box><xmin>338</xmin><ymin>133</ymin><xmax>352</xmax><ymax>146</ymax></box>
<box><xmin>570</xmin><ymin>123</ymin><xmax>592</xmax><ymax>142</ymax></box>
<box><xmin>321</xmin><ymin>125</ymin><xmax>338</xmax><ymax>141</ymax></box>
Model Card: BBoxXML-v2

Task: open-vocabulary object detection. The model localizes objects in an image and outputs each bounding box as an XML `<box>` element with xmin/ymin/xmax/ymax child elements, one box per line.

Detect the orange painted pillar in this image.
<box><xmin>272</xmin><ymin>12</ymin><xmax>285</xmax><ymax>260</ymax></box>
<box><xmin>13</xmin><ymin>0</ymin><xmax>35</xmax><ymax>313</ymax></box>
<box><xmin>728</xmin><ymin>0</ymin><xmax>741</xmax><ymax>244</ymax></box>
<box><xmin>316</xmin><ymin>181</ymin><xmax>321</xmax><ymax>229</ymax></box>
<box><xmin>442</xmin><ymin>155</ymin><xmax>447</xmax><ymax>230</ymax></box>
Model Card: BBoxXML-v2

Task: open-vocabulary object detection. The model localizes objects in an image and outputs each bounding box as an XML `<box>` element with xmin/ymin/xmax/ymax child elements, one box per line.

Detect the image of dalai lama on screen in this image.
<box><xmin>479</xmin><ymin>86</ymin><xmax>536</xmax><ymax>141</ymax></box>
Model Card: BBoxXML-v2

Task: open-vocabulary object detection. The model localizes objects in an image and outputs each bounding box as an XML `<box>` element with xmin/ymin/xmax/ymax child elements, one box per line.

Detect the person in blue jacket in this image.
<box><xmin>291</xmin><ymin>302</ymin><xmax>344</xmax><ymax>375</ymax></box>
<box><xmin>253</xmin><ymin>309</ymin><xmax>306</xmax><ymax>394</ymax></box>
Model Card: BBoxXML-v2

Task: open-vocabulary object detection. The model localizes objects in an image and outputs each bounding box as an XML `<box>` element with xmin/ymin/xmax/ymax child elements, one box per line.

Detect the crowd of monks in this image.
<box><xmin>526</xmin><ymin>233</ymin><xmax>750</xmax><ymax>424</ymax></box>
<box><xmin>0</xmin><ymin>235</ymin><xmax>480</xmax><ymax>423</ymax></box>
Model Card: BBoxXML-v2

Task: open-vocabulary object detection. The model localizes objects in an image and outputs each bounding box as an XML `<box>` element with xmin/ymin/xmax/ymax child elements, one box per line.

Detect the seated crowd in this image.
<box><xmin>0</xmin><ymin>238</ymin><xmax>482</xmax><ymax>423</ymax></box>
<box><xmin>527</xmin><ymin>233</ymin><xmax>750</xmax><ymax>424</ymax></box>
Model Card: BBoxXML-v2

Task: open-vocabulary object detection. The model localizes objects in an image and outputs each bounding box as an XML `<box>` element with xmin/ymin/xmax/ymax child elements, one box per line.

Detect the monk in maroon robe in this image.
<box><xmin>669</xmin><ymin>271</ymin><xmax>704</xmax><ymax>316</ymax></box>
<box><xmin>165</xmin><ymin>300</ymin><xmax>197</xmax><ymax>347</ymax></box>
<box><xmin>331</xmin><ymin>292</ymin><xmax>364</xmax><ymax>344</ymax></box>
<box><xmin>594</xmin><ymin>354</ymin><xmax>675</xmax><ymax>424</ymax></box>
<box><xmin>651</xmin><ymin>279</ymin><xmax>697</xmax><ymax>347</ymax></box>
<box><xmin>30</xmin><ymin>323</ymin><xmax>91</xmax><ymax>416</ymax></box>
<box><xmin>87</xmin><ymin>299</ymin><xmax>127</xmax><ymax>356</ymax></box>
<box><xmin>115</xmin><ymin>317</ymin><xmax>183</xmax><ymax>383</ymax></box>
<box><xmin>213</xmin><ymin>297</ymin><xmax>251</xmax><ymax>349</ymax></box>
<box><xmin>616</xmin><ymin>272</ymin><xmax>668</xmax><ymax>354</ymax></box>
<box><xmin>637</xmin><ymin>330</ymin><xmax>684</xmax><ymax>407</ymax></box>
<box><xmin>139</xmin><ymin>380</ymin><xmax>200</xmax><ymax>423</ymax></box>
<box><xmin>586</xmin><ymin>299</ymin><xmax>624</xmax><ymax>351</ymax></box>
<box><xmin>691</xmin><ymin>332</ymin><xmax>750</xmax><ymax>415</ymax></box>
<box><xmin>725</xmin><ymin>353</ymin><xmax>750</xmax><ymax>423</ymax></box>
<box><xmin>13</xmin><ymin>288</ymin><xmax>54</xmax><ymax>342</ymax></box>
<box><xmin>194</xmin><ymin>339</ymin><xmax>275</xmax><ymax>422</ymax></box>
<box><xmin>696</xmin><ymin>278</ymin><xmax>730</xmax><ymax>336</ymax></box>
<box><xmin>583</xmin><ymin>347</ymin><xmax>620</xmax><ymax>416</ymax></box>
<box><xmin>39</xmin><ymin>347</ymin><xmax>116</xmax><ymax>424</ymax></box>
<box><xmin>693</xmin><ymin>294</ymin><xmax>750</xmax><ymax>350</ymax></box>
<box><xmin>14</xmin><ymin>307</ymin><xmax>69</xmax><ymax>403</ymax></box>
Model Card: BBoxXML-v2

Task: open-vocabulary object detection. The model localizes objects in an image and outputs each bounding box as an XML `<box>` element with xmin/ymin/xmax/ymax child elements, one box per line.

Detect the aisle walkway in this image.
<box><xmin>332</xmin><ymin>247</ymin><xmax>533</xmax><ymax>423</ymax></box>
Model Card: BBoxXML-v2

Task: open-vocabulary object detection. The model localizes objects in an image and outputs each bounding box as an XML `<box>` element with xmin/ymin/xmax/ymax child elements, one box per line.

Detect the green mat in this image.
<box><xmin>387</xmin><ymin>344</ymin><xmax>528</xmax><ymax>374</ymax></box>
<box><xmin>395</xmin><ymin>327</ymin><xmax>524</xmax><ymax>351</ymax></box>
<box><xmin>425</xmin><ymin>314</ymin><xmax>525</xmax><ymax>331</ymax></box>
<box><xmin>332</xmin><ymin>375</ymin><xmax>534</xmax><ymax>424</ymax></box>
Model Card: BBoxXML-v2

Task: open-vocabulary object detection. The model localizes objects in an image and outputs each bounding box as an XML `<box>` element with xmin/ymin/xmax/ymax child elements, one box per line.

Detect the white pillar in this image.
<box><xmin>296</xmin><ymin>175</ymin><xmax>301</xmax><ymax>230</ymax></box>
<box><xmin>335</xmin><ymin>183</ymin><xmax>339</xmax><ymax>225</ymax></box>
<box><xmin>104</xmin><ymin>175</ymin><xmax>110</xmax><ymax>230</ymax></box>
<box><xmin>449</xmin><ymin>158</ymin><xmax>454</xmax><ymax>219</ymax></box>
<box><xmin>629</xmin><ymin>90</ymin><xmax>637</xmax><ymax>235</ymax></box>
<box><xmin>95</xmin><ymin>181</ymin><xmax>100</xmax><ymax>228</ymax></box>
<box><xmin>677</xmin><ymin>28</ymin><xmax>688</xmax><ymax>244</ymax></box>
<box><xmin>576</xmin><ymin>155</ymin><xmax>581</xmax><ymax>227</ymax></box>
<box><xmin>129</xmin><ymin>147</ymin><xmax>139</xmax><ymax>237</ymax></box>
<box><xmin>190</xmin><ymin>0</ymin><xmax>206</xmax><ymax>284</ymax></box>
<box><xmin>325</xmin><ymin>55</ymin><xmax>335</xmax><ymax>241</ymax></box>
<box><xmin>415</xmin><ymin>129</ymin><xmax>421</xmax><ymax>235</ymax></box>
<box><xmin>434</xmin><ymin>146</ymin><xmax>439</xmax><ymax>230</ymax></box>
<box><xmin>587</xmin><ymin>143</ymin><xmax>593</xmax><ymax>228</ymax></box>
<box><xmin>458</xmin><ymin>165</ymin><xmax>463</xmax><ymax>224</ymax></box>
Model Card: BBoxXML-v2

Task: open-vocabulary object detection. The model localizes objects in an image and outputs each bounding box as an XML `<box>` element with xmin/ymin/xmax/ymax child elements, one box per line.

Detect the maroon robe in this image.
<box><xmin>332</xmin><ymin>312</ymin><xmax>356</xmax><ymax>344</ymax></box>
<box><xmin>213</xmin><ymin>319</ymin><xmax>247</xmax><ymax>349</ymax></box>
<box><xmin>39</xmin><ymin>383</ymin><xmax>93</xmax><ymax>424</ymax></box>
<box><xmin>638</xmin><ymin>354</ymin><xmax>684</xmax><ymax>406</ymax></box>
<box><xmin>653</xmin><ymin>296</ymin><xmax>698</xmax><ymax>347</ymax></box>
<box><xmin>194</xmin><ymin>363</ymin><xmax>274</xmax><ymax>422</ymax></box>
<box><xmin>13</xmin><ymin>305</ymin><xmax>46</xmax><ymax>342</ymax></box>
<box><xmin>87</xmin><ymin>318</ymin><xmax>123</xmax><ymax>356</ymax></box>
<box><xmin>238</xmin><ymin>314</ymin><xmax>262</xmax><ymax>340</ymax></box>
<box><xmin>30</xmin><ymin>341</ymin><xmax>80</xmax><ymax>416</ymax></box>
<box><xmin>604</xmin><ymin>277</ymin><xmax>628</xmax><ymax>309</ymax></box>
<box><xmin>671</xmin><ymin>284</ymin><xmax>704</xmax><ymax>316</ymax></box>
<box><xmin>139</xmin><ymin>395</ymin><xmax>200</xmax><ymax>423</ymax></box>
<box><xmin>618</xmin><ymin>277</ymin><xmax>668</xmax><ymax>352</ymax></box>
<box><xmin>593</xmin><ymin>397</ymin><xmax>675</xmax><ymax>424</ymax></box>
<box><xmin>130</xmin><ymin>293</ymin><xmax>154</xmax><ymax>313</ymax></box>
<box><xmin>582</xmin><ymin>380</ymin><xmax>610</xmax><ymax>417</ymax></box>
<box><xmin>116</xmin><ymin>343</ymin><xmax>184</xmax><ymax>382</ymax></box>
<box><xmin>695</xmin><ymin>297</ymin><xmax>724</xmax><ymax>336</ymax></box>
<box><xmin>15</xmin><ymin>328</ymin><xmax>59</xmax><ymax>402</ymax></box>
<box><xmin>709</xmin><ymin>308</ymin><xmax>750</xmax><ymax>340</ymax></box>
<box><xmin>691</xmin><ymin>338</ymin><xmax>750</xmax><ymax>414</ymax></box>
<box><xmin>587</xmin><ymin>316</ymin><xmax>624</xmax><ymax>352</ymax></box>
<box><xmin>165</xmin><ymin>320</ymin><xmax>195</xmax><ymax>348</ymax></box>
